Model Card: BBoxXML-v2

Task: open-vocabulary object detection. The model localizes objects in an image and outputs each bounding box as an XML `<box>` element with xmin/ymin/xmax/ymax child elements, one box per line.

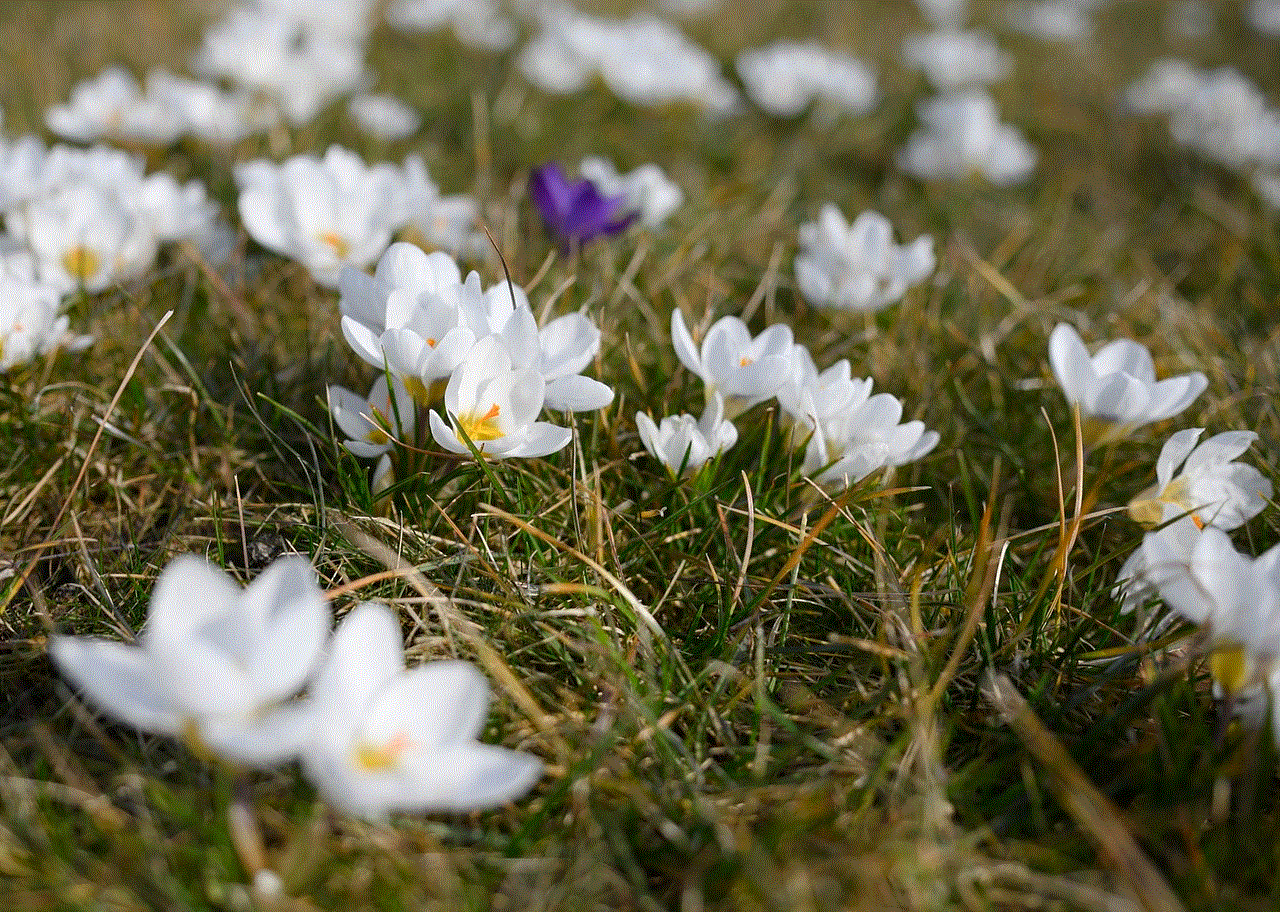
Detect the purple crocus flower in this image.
<box><xmin>529</xmin><ymin>163</ymin><xmax>637</xmax><ymax>249</ymax></box>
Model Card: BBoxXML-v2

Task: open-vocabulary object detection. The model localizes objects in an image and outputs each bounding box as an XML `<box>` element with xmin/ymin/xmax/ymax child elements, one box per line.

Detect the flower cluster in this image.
<box><xmin>50</xmin><ymin>554</ymin><xmax>542</xmax><ymax>820</ymax></box>
<box><xmin>794</xmin><ymin>205</ymin><xmax>935</xmax><ymax>312</ymax></box>
<box><xmin>1123</xmin><ymin>59</ymin><xmax>1280</xmax><ymax>205</ymax></box>
<box><xmin>331</xmin><ymin>242</ymin><xmax>612</xmax><ymax>475</ymax></box>
<box><xmin>387</xmin><ymin>0</ymin><xmax>517</xmax><ymax>52</ymax></box>
<box><xmin>898</xmin><ymin>90</ymin><xmax>1037</xmax><ymax>185</ymax></box>
<box><xmin>236</xmin><ymin>147</ymin><xmax>486</xmax><ymax>286</ymax></box>
<box><xmin>518</xmin><ymin>9</ymin><xmax>738</xmax><ymax>114</ymax></box>
<box><xmin>1043</xmin><ymin>319</ymin><xmax>1277</xmax><ymax>740</ymax></box>
<box><xmin>637</xmin><ymin>309</ymin><xmax>939</xmax><ymax>487</ymax></box>
<box><xmin>735</xmin><ymin>41</ymin><xmax>877</xmax><ymax>118</ymax></box>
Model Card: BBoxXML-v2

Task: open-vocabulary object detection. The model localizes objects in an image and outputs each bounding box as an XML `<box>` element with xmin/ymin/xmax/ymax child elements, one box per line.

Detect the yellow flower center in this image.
<box><xmin>62</xmin><ymin>246</ymin><xmax>101</xmax><ymax>283</ymax></box>
<box><xmin>739</xmin><ymin>356</ymin><xmax>753</xmax><ymax>367</ymax></box>
<box><xmin>455</xmin><ymin>402</ymin><xmax>503</xmax><ymax>443</ymax></box>
<box><xmin>354</xmin><ymin>732</ymin><xmax>412</xmax><ymax>771</ymax></box>
<box><xmin>319</xmin><ymin>231</ymin><xmax>350</xmax><ymax>259</ymax></box>
<box><xmin>1207</xmin><ymin>644</ymin><xmax>1252</xmax><ymax>695</ymax></box>
<box><xmin>1128</xmin><ymin>478</ymin><xmax>1203</xmax><ymax>529</ymax></box>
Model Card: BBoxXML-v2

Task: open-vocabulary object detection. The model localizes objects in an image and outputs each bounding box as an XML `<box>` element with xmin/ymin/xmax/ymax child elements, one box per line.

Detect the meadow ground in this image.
<box><xmin>0</xmin><ymin>1</ymin><xmax>1278</xmax><ymax>910</ymax></box>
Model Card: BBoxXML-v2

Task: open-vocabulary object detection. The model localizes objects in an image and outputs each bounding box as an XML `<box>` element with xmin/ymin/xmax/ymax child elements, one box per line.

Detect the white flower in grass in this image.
<box><xmin>329</xmin><ymin>375</ymin><xmax>416</xmax><ymax>459</ymax></box>
<box><xmin>146</xmin><ymin>70</ymin><xmax>278</xmax><ymax>145</ymax></box>
<box><xmin>0</xmin><ymin>273</ymin><xmax>70</xmax><ymax>371</ymax></box>
<box><xmin>736</xmin><ymin>41</ymin><xmax>877</xmax><ymax>118</ymax></box>
<box><xmin>775</xmin><ymin>346</ymin><xmax>869</xmax><ymax>440</ymax></box>
<box><xmin>1128</xmin><ymin>428</ymin><xmax>1271</xmax><ymax>531</ymax></box>
<box><xmin>387</xmin><ymin>0</ymin><xmax>518</xmax><ymax>51</ymax></box>
<box><xmin>1048</xmin><ymin>323</ymin><xmax>1207</xmax><ymax>445</ymax></box>
<box><xmin>341</xmin><ymin>244</ymin><xmax>612</xmax><ymax>413</ymax></box>
<box><xmin>45</xmin><ymin>66</ymin><xmax>185</xmax><ymax>146</ymax></box>
<box><xmin>349</xmin><ymin>94</ymin><xmax>421</xmax><ymax>141</ymax></box>
<box><xmin>916</xmin><ymin>0</ymin><xmax>968</xmax><ymax>30</ymax></box>
<box><xmin>397</xmin><ymin>156</ymin><xmax>488</xmax><ymax>259</ymax></box>
<box><xmin>803</xmin><ymin>386</ymin><xmax>939</xmax><ymax>491</ymax></box>
<box><xmin>194</xmin><ymin>7</ymin><xmax>367</xmax><ymax>126</ymax></box>
<box><xmin>49</xmin><ymin>555</ymin><xmax>330</xmax><ymax>768</ymax></box>
<box><xmin>17</xmin><ymin>183</ymin><xmax>157</xmax><ymax>293</ymax></box>
<box><xmin>578</xmin><ymin>157</ymin><xmax>683</xmax><ymax>229</ymax></box>
<box><xmin>1122</xmin><ymin>58</ymin><xmax>1203</xmax><ymax>116</ymax></box>
<box><xmin>670</xmin><ymin>310</ymin><xmax>794</xmax><ymax>419</ymax></box>
<box><xmin>901</xmin><ymin>30</ymin><xmax>1012</xmax><ymax>91</ymax></box>
<box><xmin>237</xmin><ymin>146</ymin><xmax>406</xmax><ymax>287</ymax></box>
<box><xmin>429</xmin><ymin>336</ymin><xmax>572</xmax><ymax>459</ymax></box>
<box><xmin>1004</xmin><ymin>0</ymin><xmax>1094</xmax><ymax>44</ymax></box>
<box><xmin>898</xmin><ymin>90</ymin><xmax>1036</xmax><ymax>185</ymax></box>
<box><xmin>795</xmin><ymin>205</ymin><xmax>935</xmax><ymax>313</ymax></box>
<box><xmin>1142</xmin><ymin>523</ymin><xmax>1280</xmax><ymax>698</ymax></box>
<box><xmin>136</xmin><ymin>173</ymin><xmax>220</xmax><ymax>245</ymax></box>
<box><xmin>0</xmin><ymin>134</ymin><xmax>47</xmax><ymax>212</ymax></box>
<box><xmin>300</xmin><ymin>602</ymin><xmax>542</xmax><ymax>820</ymax></box>
<box><xmin>636</xmin><ymin>393</ymin><xmax>738</xmax><ymax>477</ymax></box>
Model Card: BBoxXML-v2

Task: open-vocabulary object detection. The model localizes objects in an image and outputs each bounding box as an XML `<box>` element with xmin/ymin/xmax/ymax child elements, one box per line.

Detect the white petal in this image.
<box><xmin>544</xmin><ymin>375</ymin><xmax>614</xmax><ymax>412</ymax></box>
<box><xmin>49</xmin><ymin>637</ymin><xmax>180</xmax><ymax>735</ymax></box>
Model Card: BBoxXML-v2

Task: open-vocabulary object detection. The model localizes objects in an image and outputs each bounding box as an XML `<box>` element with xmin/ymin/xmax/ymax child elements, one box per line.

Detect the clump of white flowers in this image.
<box><xmin>332</xmin><ymin>243</ymin><xmax>613</xmax><ymax>478</ymax></box>
<box><xmin>650</xmin><ymin>309</ymin><xmax>938</xmax><ymax>489</ymax></box>
<box><xmin>900</xmin><ymin>30</ymin><xmax>1012</xmax><ymax>91</ymax></box>
<box><xmin>50</xmin><ymin>554</ymin><xmax>543</xmax><ymax>818</ymax></box>
<box><xmin>517</xmin><ymin>9</ymin><xmax>739</xmax><ymax>115</ymax></box>
<box><xmin>735</xmin><ymin>41</ymin><xmax>877</xmax><ymax>118</ymax></box>
<box><xmin>794</xmin><ymin>205</ymin><xmax>935</xmax><ymax>312</ymax></box>
<box><xmin>898</xmin><ymin>90</ymin><xmax>1037</xmax><ymax>185</ymax></box>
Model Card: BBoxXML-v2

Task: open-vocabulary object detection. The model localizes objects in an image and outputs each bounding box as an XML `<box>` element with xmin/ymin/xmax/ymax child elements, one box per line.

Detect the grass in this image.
<box><xmin>1</xmin><ymin>1</ymin><xmax>1279</xmax><ymax>909</ymax></box>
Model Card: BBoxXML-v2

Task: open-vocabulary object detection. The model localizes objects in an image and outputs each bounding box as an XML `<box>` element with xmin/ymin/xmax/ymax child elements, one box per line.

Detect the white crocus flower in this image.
<box><xmin>670</xmin><ymin>310</ymin><xmax>794</xmax><ymax>419</ymax></box>
<box><xmin>0</xmin><ymin>273</ymin><xmax>70</xmax><ymax>371</ymax></box>
<box><xmin>45</xmin><ymin>66</ymin><xmax>185</xmax><ymax>146</ymax></box>
<box><xmin>636</xmin><ymin>393</ymin><xmax>738</xmax><ymax>477</ymax></box>
<box><xmin>17</xmin><ymin>183</ymin><xmax>157</xmax><ymax>293</ymax></box>
<box><xmin>341</xmin><ymin>244</ymin><xmax>612</xmax><ymax>413</ymax></box>
<box><xmin>898</xmin><ymin>90</ymin><xmax>1036</xmax><ymax>185</ymax></box>
<box><xmin>49</xmin><ymin>555</ymin><xmax>330</xmax><ymax>768</ymax></box>
<box><xmin>300</xmin><ymin>602</ymin><xmax>542</xmax><ymax>820</ymax></box>
<box><xmin>1048</xmin><ymin>323</ymin><xmax>1207</xmax><ymax>445</ymax></box>
<box><xmin>775</xmin><ymin>346</ymin><xmax>869</xmax><ymax>441</ymax></box>
<box><xmin>194</xmin><ymin>6</ymin><xmax>367</xmax><ymax>126</ymax></box>
<box><xmin>237</xmin><ymin>147</ymin><xmax>406</xmax><ymax>287</ymax></box>
<box><xmin>1143</xmin><ymin>524</ymin><xmax>1280</xmax><ymax>698</ymax></box>
<box><xmin>1129</xmin><ymin>428</ymin><xmax>1272</xmax><ymax>531</ymax></box>
<box><xmin>387</xmin><ymin>0</ymin><xmax>518</xmax><ymax>52</ymax></box>
<box><xmin>900</xmin><ymin>30</ymin><xmax>1012</xmax><ymax>91</ymax></box>
<box><xmin>795</xmin><ymin>205</ymin><xmax>935</xmax><ymax>312</ymax></box>
<box><xmin>429</xmin><ymin>336</ymin><xmax>572</xmax><ymax>459</ymax></box>
<box><xmin>328</xmin><ymin>375</ymin><xmax>416</xmax><ymax>459</ymax></box>
<box><xmin>397</xmin><ymin>156</ymin><xmax>488</xmax><ymax>259</ymax></box>
<box><xmin>736</xmin><ymin>41</ymin><xmax>877</xmax><ymax>118</ymax></box>
<box><xmin>578</xmin><ymin>157</ymin><xmax>683</xmax><ymax>229</ymax></box>
<box><xmin>1115</xmin><ymin>429</ymin><xmax>1270</xmax><ymax>613</ymax></box>
<box><xmin>803</xmin><ymin>385</ymin><xmax>940</xmax><ymax>491</ymax></box>
<box><xmin>146</xmin><ymin>70</ymin><xmax>278</xmax><ymax>145</ymax></box>
<box><xmin>135</xmin><ymin>172</ymin><xmax>221</xmax><ymax>245</ymax></box>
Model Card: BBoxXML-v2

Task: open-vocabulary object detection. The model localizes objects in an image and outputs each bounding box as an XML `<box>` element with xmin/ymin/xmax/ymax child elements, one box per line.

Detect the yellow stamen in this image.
<box><xmin>319</xmin><ymin>231</ymin><xmax>350</xmax><ymax>259</ymax></box>
<box><xmin>455</xmin><ymin>402</ymin><xmax>503</xmax><ymax>443</ymax></box>
<box><xmin>62</xmin><ymin>246</ymin><xmax>101</xmax><ymax>283</ymax></box>
<box><xmin>354</xmin><ymin>732</ymin><xmax>412</xmax><ymax>770</ymax></box>
<box><xmin>1208</xmin><ymin>645</ymin><xmax>1252</xmax><ymax>696</ymax></box>
<box><xmin>739</xmin><ymin>357</ymin><xmax>753</xmax><ymax>367</ymax></box>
